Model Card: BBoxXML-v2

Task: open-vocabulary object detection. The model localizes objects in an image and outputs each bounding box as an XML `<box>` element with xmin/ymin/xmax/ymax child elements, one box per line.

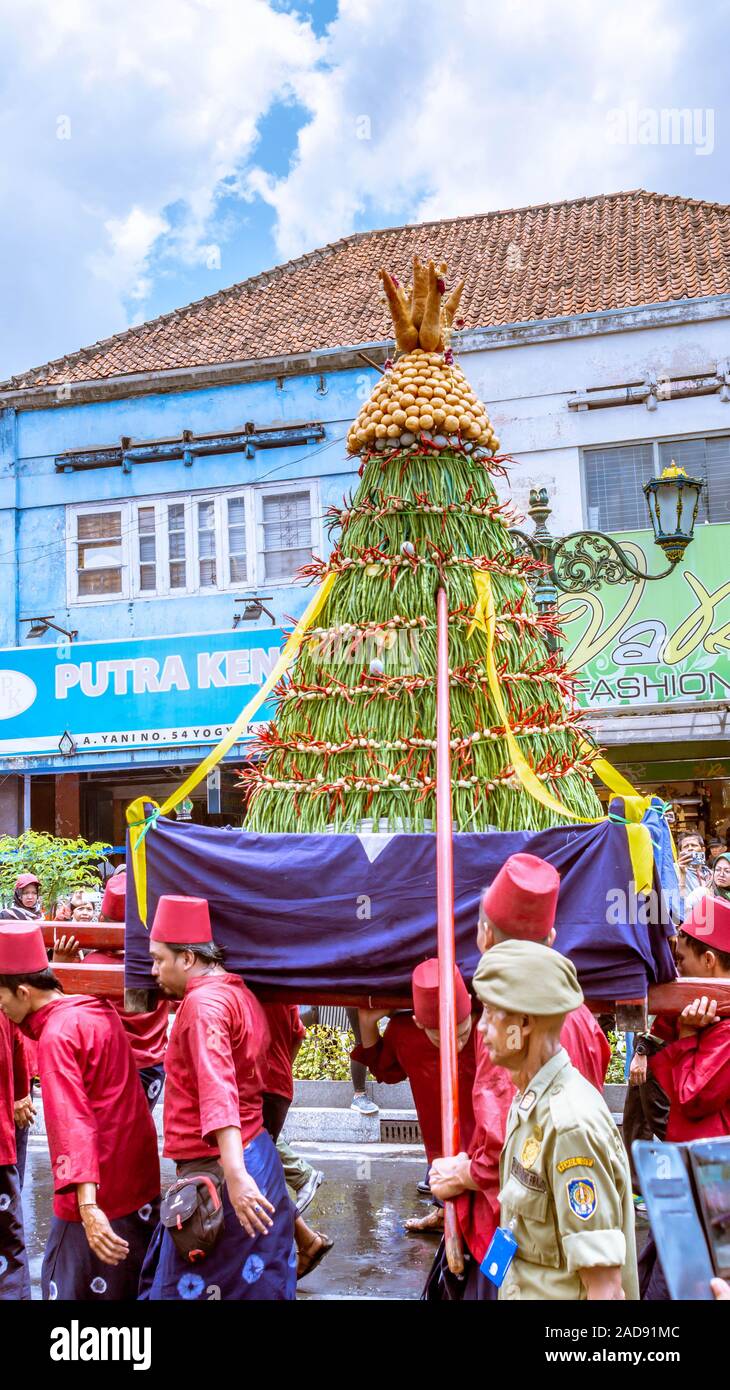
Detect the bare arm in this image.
<box><xmin>77</xmin><ymin>1181</ymin><xmax>130</xmax><ymax>1266</ymax></box>
<box><xmin>216</xmin><ymin>1126</ymin><xmax>275</xmax><ymax>1238</ymax></box>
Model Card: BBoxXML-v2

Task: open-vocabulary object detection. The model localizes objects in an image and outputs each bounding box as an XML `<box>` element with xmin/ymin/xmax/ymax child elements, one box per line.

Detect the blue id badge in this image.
<box><xmin>480</xmin><ymin>1226</ymin><xmax>518</xmax><ymax>1287</ymax></box>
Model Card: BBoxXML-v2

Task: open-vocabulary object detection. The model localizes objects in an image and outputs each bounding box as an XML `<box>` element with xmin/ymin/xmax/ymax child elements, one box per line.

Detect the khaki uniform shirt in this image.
<box><xmin>497</xmin><ymin>1048</ymin><xmax>638</xmax><ymax>1300</ymax></box>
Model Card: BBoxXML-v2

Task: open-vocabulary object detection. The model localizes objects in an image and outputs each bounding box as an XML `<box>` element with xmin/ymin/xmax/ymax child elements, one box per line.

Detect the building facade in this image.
<box><xmin>1</xmin><ymin>190</ymin><xmax>729</xmax><ymax>845</ymax></box>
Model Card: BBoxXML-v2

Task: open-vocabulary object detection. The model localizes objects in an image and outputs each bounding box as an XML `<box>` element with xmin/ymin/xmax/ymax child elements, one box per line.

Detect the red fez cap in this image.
<box><xmin>101</xmin><ymin>873</ymin><xmax>126</xmax><ymax>922</ymax></box>
<box><xmin>150</xmin><ymin>895</ymin><xmax>212</xmax><ymax>945</ymax></box>
<box><xmin>0</xmin><ymin>923</ymin><xmax>48</xmax><ymax>974</ymax></box>
<box><xmin>412</xmin><ymin>958</ymin><xmax>472</xmax><ymax>1030</ymax></box>
<box><xmin>15</xmin><ymin>873</ymin><xmax>40</xmax><ymax>892</ymax></box>
<box><xmin>481</xmin><ymin>852</ymin><xmax>560</xmax><ymax>941</ymax></box>
<box><xmin>682</xmin><ymin>895</ymin><xmax>730</xmax><ymax>955</ymax></box>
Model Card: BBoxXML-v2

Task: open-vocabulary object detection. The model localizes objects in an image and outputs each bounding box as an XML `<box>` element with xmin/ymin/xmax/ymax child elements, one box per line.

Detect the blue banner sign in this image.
<box><xmin>0</xmin><ymin>629</ymin><xmax>283</xmax><ymax>758</ymax></box>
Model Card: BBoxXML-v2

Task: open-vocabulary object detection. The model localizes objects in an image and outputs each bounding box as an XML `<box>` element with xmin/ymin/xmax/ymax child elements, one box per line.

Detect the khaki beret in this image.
<box><xmin>472</xmin><ymin>939</ymin><xmax>583</xmax><ymax>1015</ymax></box>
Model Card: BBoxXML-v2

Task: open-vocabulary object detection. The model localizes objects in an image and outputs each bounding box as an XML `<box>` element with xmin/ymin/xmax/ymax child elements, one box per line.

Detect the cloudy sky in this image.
<box><xmin>0</xmin><ymin>0</ymin><xmax>728</xmax><ymax>379</ymax></box>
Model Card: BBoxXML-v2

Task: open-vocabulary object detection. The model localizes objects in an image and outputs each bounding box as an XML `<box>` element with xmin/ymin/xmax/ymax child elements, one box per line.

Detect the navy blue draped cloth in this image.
<box><xmin>126</xmin><ymin>817</ymin><xmax>676</xmax><ymax>1004</ymax></box>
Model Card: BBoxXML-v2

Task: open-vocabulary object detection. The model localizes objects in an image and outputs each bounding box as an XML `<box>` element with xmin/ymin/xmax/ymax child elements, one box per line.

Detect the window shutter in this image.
<box><xmin>583</xmin><ymin>444</ymin><xmax>655</xmax><ymax>531</ymax></box>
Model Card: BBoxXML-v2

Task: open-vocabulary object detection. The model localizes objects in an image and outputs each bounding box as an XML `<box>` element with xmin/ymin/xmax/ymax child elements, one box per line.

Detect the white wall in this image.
<box><xmin>458</xmin><ymin>310</ymin><xmax>730</xmax><ymax>531</ymax></box>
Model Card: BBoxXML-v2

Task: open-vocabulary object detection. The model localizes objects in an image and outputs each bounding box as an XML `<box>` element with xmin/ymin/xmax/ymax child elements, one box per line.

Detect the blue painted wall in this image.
<box><xmin>1</xmin><ymin>365</ymin><xmax>374</xmax><ymax>643</ymax></box>
<box><xmin>0</xmin><ymin>363</ymin><xmax>373</xmax><ymax>771</ymax></box>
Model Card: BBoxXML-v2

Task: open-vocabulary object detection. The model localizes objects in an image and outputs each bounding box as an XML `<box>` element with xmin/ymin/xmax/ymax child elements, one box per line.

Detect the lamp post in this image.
<box><xmin>510</xmin><ymin>463</ymin><xmax>704</xmax><ymax>650</ymax></box>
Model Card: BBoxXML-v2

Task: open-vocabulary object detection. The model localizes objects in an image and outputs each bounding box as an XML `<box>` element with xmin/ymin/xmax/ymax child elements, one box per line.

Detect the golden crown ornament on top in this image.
<box><xmin>346</xmin><ymin>257</ymin><xmax>500</xmax><ymax>458</ymax></box>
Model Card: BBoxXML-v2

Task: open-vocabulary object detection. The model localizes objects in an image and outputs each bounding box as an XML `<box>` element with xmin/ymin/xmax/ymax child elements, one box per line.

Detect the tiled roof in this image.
<box><xmin>6</xmin><ymin>189</ymin><xmax>730</xmax><ymax>390</ymax></box>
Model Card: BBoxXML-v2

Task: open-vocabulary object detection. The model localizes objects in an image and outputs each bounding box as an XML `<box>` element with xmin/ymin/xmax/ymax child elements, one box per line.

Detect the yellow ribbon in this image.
<box><xmin>469</xmin><ymin>571</ymin><xmax>653</xmax><ymax>894</ymax></box>
<box><xmin>126</xmin><ymin>572</ymin><xmax>337</xmax><ymax>924</ymax></box>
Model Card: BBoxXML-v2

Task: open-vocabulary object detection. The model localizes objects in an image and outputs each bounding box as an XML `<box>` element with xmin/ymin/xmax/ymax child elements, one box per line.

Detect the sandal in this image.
<box><xmin>296</xmin><ymin>1232</ymin><xmax>334</xmax><ymax>1280</ymax></box>
<box><xmin>403</xmin><ymin>1208</ymin><xmax>444</xmax><ymax>1235</ymax></box>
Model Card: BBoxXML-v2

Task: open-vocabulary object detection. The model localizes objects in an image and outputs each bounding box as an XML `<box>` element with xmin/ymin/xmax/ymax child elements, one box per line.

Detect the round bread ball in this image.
<box><xmin>432</xmin><ymin>407</ymin><xmax>446</xmax><ymax>426</ymax></box>
<box><xmin>419</xmin><ymin>384</ymin><xmax>434</xmax><ymax>399</ymax></box>
<box><xmin>381</xmin><ymin>413</ymin><xmax>393</xmax><ymax>427</ymax></box>
<box><xmin>392</xmin><ymin>408</ymin><xmax>407</xmax><ymax>426</ymax></box>
<box><xmin>400</xmin><ymin>392</ymin><xmax>416</xmax><ymax>407</ymax></box>
<box><xmin>405</xmin><ymin>415</ymin><xmax>420</xmax><ymax>432</ymax></box>
<box><xmin>371</xmin><ymin>408</ymin><xmax>383</xmax><ymax>423</ymax></box>
<box><xmin>386</xmin><ymin>423</ymin><xmax>401</xmax><ymax>438</ymax></box>
<box><xmin>444</xmin><ymin>414</ymin><xmax>460</xmax><ymax>432</ymax></box>
<box><xmin>458</xmin><ymin>415</ymin><xmax>472</xmax><ymax>431</ymax></box>
<box><xmin>420</xmin><ymin>413</ymin><xmax>434</xmax><ymax>430</ymax></box>
<box><xmin>375</xmin><ymin>423</ymin><xmax>388</xmax><ymax>438</ymax></box>
<box><xmin>356</xmin><ymin>428</ymin><xmax>368</xmax><ymax>445</ymax></box>
<box><xmin>492</xmin><ymin>436</ymin><xmax>501</xmax><ymax>452</ymax></box>
<box><xmin>467</xmin><ymin>421</ymin><xmax>481</xmax><ymax>439</ymax></box>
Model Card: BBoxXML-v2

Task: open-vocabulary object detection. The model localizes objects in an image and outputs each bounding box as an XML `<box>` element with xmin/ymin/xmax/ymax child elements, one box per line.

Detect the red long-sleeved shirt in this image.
<box><xmin>24</xmin><ymin>995</ymin><xmax>159</xmax><ymax>1221</ymax></box>
<box><xmin>83</xmin><ymin>950</ymin><xmax>171</xmax><ymax>1068</ymax></box>
<box><xmin>0</xmin><ymin>1014</ymin><xmax>30</xmax><ymax>1166</ymax></box>
<box><xmin>262</xmin><ymin>1003</ymin><xmax>306</xmax><ymax>1102</ymax></box>
<box><xmin>352</xmin><ymin>1013</ymin><xmax>478</xmax><ymax>1163</ymax></box>
<box><xmin>162</xmin><ymin>973</ymin><xmax>267</xmax><ymax>1161</ymax></box>
<box><xmin>457</xmin><ymin>1003</ymin><xmax>611</xmax><ymax>1262</ymax></box>
<box><xmin>651</xmin><ymin>1017</ymin><xmax>730</xmax><ymax>1141</ymax></box>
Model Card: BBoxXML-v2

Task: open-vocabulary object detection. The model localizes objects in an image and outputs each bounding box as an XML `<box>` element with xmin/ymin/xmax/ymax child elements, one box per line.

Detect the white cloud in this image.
<box><xmin>0</xmin><ymin>0</ymin><xmax>718</xmax><ymax>383</ymax></box>
<box><xmin>0</xmin><ymin>0</ymin><xmax>321</xmax><ymax>376</ymax></box>
<box><xmin>250</xmin><ymin>0</ymin><xmax>689</xmax><ymax>258</ymax></box>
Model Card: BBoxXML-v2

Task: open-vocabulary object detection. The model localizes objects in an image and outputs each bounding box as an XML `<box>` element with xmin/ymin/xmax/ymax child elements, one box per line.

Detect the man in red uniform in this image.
<box><xmin>651</xmin><ymin>895</ymin><xmax>730</xmax><ymax>1139</ymax></box>
<box><xmin>140</xmin><ymin>896</ymin><xmax>296</xmax><ymax>1301</ymax></box>
<box><xmin>0</xmin><ymin>921</ymin><xmax>160</xmax><ymax>1301</ymax></box>
<box><xmin>81</xmin><ymin>871</ymin><xmax>171</xmax><ymax>1111</ymax></box>
<box><xmin>640</xmin><ymin>895</ymin><xmax>730</xmax><ymax>1300</ymax></box>
<box><xmin>354</xmin><ymin>959</ymin><xmax>478</xmax><ymax>1234</ymax></box>
<box><xmin>426</xmin><ymin>853</ymin><xmax>610</xmax><ymax>1299</ymax></box>
<box><xmin>0</xmin><ymin>979</ymin><xmax>30</xmax><ymax>1300</ymax></box>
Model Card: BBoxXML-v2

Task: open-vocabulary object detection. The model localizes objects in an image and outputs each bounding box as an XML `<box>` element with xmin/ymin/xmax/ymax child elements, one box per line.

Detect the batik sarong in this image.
<box><xmin>0</xmin><ymin>1164</ymin><xmax>29</xmax><ymax>1300</ymax></box>
<box><xmin>42</xmin><ymin>1200</ymin><xmax>160</xmax><ymax>1301</ymax></box>
<box><xmin>139</xmin><ymin>1129</ymin><xmax>296</xmax><ymax>1301</ymax></box>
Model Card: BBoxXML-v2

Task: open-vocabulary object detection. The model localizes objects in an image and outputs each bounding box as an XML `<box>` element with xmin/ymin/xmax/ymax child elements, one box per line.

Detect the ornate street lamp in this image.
<box><xmin>510</xmin><ymin>462</ymin><xmax>703</xmax><ymax>646</ymax></box>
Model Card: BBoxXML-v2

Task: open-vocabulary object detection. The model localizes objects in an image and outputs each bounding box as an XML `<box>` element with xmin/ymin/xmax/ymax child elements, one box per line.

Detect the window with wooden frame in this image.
<box><xmin>67</xmin><ymin>481</ymin><xmax>319</xmax><ymax>603</ymax></box>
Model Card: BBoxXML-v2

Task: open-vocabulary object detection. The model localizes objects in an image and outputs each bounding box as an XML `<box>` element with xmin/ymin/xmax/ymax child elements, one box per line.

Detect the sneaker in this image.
<box><xmin>351</xmin><ymin>1093</ymin><xmax>379</xmax><ymax>1116</ymax></box>
<box><xmin>416</xmin><ymin>1178</ymin><xmax>432</xmax><ymax>1197</ymax></box>
<box><xmin>295</xmin><ymin>1168</ymin><xmax>324</xmax><ymax>1216</ymax></box>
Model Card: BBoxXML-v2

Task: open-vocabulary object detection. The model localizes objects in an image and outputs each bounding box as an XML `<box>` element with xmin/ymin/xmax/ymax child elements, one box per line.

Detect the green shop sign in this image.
<box><xmin>560</xmin><ymin>524</ymin><xmax>730</xmax><ymax>710</ymax></box>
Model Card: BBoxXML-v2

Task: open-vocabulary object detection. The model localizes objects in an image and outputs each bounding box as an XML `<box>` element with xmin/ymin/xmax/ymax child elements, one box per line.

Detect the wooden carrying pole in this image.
<box><xmin>435</xmin><ymin>585</ymin><xmax>464</xmax><ymax>1276</ymax></box>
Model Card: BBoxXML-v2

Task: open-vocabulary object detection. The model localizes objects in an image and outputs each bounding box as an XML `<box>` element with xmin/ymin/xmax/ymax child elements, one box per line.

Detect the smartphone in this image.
<box><xmin>633</xmin><ymin>1140</ymin><xmax>714</xmax><ymax>1300</ymax></box>
<box><xmin>687</xmin><ymin>1138</ymin><xmax>730</xmax><ymax>1279</ymax></box>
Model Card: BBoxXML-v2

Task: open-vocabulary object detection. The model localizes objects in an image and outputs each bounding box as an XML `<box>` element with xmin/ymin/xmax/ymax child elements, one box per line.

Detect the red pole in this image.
<box><xmin>435</xmin><ymin>585</ymin><xmax>464</xmax><ymax>1276</ymax></box>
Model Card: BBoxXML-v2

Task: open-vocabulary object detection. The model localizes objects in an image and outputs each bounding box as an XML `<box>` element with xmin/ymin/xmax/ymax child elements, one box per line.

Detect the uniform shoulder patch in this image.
<box><xmin>549</xmin><ymin>1073</ymin><xmax>595</xmax><ymax>1134</ymax></box>
<box><xmin>556</xmin><ymin>1155</ymin><xmax>595</xmax><ymax>1174</ymax></box>
<box><xmin>548</xmin><ymin>1085</ymin><xmax>580</xmax><ymax>1133</ymax></box>
<box><xmin>567</xmin><ymin>1177</ymin><xmax>597</xmax><ymax>1221</ymax></box>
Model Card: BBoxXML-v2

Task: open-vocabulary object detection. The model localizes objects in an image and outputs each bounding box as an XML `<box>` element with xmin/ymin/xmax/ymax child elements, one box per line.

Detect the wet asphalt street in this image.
<box><xmin>23</xmin><ymin>1139</ymin><xmax>436</xmax><ymax>1300</ymax></box>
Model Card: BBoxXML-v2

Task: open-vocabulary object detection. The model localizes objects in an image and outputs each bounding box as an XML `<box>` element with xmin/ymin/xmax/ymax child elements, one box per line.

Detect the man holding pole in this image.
<box><xmin>0</xmin><ymin>921</ymin><xmax>160</xmax><ymax>1300</ymax></box>
<box><xmin>355</xmin><ymin>958</ymin><xmax>479</xmax><ymax>1234</ymax></box>
<box><xmin>473</xmin><ymin>939</ymin><xmax>637</xmax><ymax>1300</ymax></box>
<box><xmin>425</xmin><ymin>853</ymin><xmax>610</xmax><ymax>1298</ymax></box>
<box><xmin>0</xmin><ymin>994</ymin><xmax>30</xmax><ymax>1299</ymax></box>
<box><xmin>140</xmin><ymin>895</ymin><xmax>296</xmax><ymax>1301</ymax></box>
